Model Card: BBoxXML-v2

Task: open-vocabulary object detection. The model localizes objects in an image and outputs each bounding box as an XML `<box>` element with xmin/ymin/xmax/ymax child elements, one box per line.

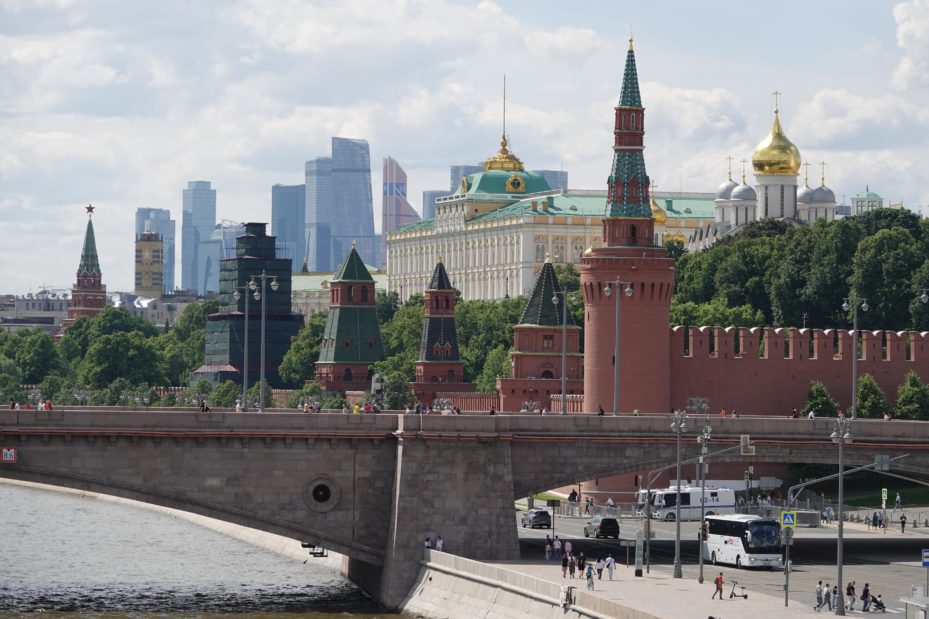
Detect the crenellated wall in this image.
<box><xmin>669</xmin><ymin>326</ymin><xmax>929</xmax><ymax>415</ymax></box>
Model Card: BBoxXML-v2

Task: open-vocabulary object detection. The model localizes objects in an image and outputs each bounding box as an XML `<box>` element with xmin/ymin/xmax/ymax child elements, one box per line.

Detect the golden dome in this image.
<box><xmin>583</xmin><ymin>246</ymin><xmax>593</xmax><ymax>256</ymax></box>
<box><xmin>752</xmin><ymin>110</ymin><xmax>801</xmax><ymax>176</ymax></box>
<box><xmin>666</xmin><ymin>232</ymin><xmax>686</xmax><ymax>243</ymax></box>
<box><xmin>650</xmin><ymin>194</ymin><xmax>667</xmax><ymax>223</ymax></box>
<box><xmin>483</xmin><ymin>134</ymin><xmax>524</xmax><ymax>172</ymax></box>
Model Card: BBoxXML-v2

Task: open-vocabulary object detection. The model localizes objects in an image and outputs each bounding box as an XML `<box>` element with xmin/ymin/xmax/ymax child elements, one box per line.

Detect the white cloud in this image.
<box><xmin>892</xmin><ymin>0</ymin><xmax>929</xmax><ymax>89</ymax></box>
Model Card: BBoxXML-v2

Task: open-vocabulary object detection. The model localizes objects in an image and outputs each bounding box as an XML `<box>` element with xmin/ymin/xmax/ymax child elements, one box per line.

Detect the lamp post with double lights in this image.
<box><xmin>552</xmin><ymin>290</ymin><xmax>570</xmax><ymax>415</ymax></box>
<box><xmin>252</xmin><ymin>270</ymin><xmax>278</xmax><ymax>412</ymax></box>
<box><xmin>602</xmin><ymin>278</ymin><xmax>633</xmax><ymax>415</ymax></box>
<box><xmin>842</xmin><ymin>296</ymin><xmax>868</xmax><ymax>418</ymax></box>
<box><xmin>233</xmin><ymin>282</ymin><xmax>255</xmax><ymax>411</ymax></box>
<box><xmin>697</xmin><ymin>420</ymin><xmax>712</xmax><ymax>584</ymax></box>
<box><xmin>671</xmin><ymin>409</ymin><xmax>688</xmax><ymax>578</ymax></box>
<box><xmin>831</xmin><ymin>417</ymin><xmax>852</xmax><ymax>616</ymax></box>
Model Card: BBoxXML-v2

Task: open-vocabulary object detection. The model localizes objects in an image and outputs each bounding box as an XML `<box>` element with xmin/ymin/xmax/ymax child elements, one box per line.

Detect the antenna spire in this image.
<box><xmin>502</xmin><ymin>74</ymin><xmax>506</xmax><ymax>139</ymax></box>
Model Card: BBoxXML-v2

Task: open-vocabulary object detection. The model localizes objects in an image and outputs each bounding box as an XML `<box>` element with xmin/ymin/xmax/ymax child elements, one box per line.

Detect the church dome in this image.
<box><xmin>812</xmin><ymin>185</ymin><xmax>836</xmax><ymax>203</ymax></box>
<box><xmin>730</xmin><ymin>182</ymin><xmax>756</xmax><ymax>202</ymax></box>
<box><xmin>716</xmin><ymin>178</ymin><xmax>738</xmax><ymax>200</ymax></box>
<box><xmin>752</xmin><ymin>111</ymin><xmax>801</xmax><ymax>176</ymax></box>
<box><xmin>483</xmin><ymin>134</ymin><xmax>524</xmax><ymax>172</ymax></box>
<box><xmin>797</xmin><ymin>183</ymin><xmax>814</xmax><ymax>204</ymax></box>
<box><xmin>650</xmin><ymin>194</ymin><xmax>667</xmax><ymax>223</ymax></box>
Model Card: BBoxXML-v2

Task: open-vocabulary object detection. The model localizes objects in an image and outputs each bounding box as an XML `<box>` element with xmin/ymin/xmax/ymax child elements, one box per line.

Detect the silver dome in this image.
<box><xmin>730</xmin><ymin>183</ymin><xmax>757</xmax><ymax>201</ymax></box>
<box><xmin>812</xmin><ymin>185</ymin><xmax>836</xmax><ymax>203</ymax></box>
<box><xmin>797</xmin><ymin>184</ymin><xmax>814</xmax><ymax>204</ymax></box>
<box><xmin>716</xmin><ymin>178</ymin><xmax>738</xmax><ymax>200</ymax></box>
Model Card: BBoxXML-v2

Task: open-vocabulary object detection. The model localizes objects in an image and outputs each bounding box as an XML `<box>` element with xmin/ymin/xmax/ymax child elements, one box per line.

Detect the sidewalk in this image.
<box><xmin>489</xmin><ymin>560</ymin><xmax>814</xmax><ymax>619</ymax></box>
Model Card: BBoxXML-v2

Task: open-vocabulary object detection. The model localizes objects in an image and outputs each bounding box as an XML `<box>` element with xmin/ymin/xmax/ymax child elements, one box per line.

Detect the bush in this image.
<box><xmin>803</xmin><ymin>380</ymin><xmax>838</xmax><ymax>417</ymax></box>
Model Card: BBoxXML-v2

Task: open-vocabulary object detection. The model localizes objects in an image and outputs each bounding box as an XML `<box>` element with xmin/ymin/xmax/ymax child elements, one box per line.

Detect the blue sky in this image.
<box><xmin>2</xmin><ymin>0</ymin><xmax>927</xmax><ymax>294</ymax></box>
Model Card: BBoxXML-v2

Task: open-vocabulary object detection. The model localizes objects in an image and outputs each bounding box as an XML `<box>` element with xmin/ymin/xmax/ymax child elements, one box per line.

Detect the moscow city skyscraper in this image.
<box><xmin>134</xmin><ymin>207</ymin><xmax>176</xmax><ymax>293</ymax></box>
<box><xmin>305</xmin><ymin>138</ymin><xmax>376</xmax><ymax>272</ymax></box>
<box><xmin>181</xmin><ymin>180</ymin><xmax>216</xmax><ymax>293</ymax></box>
<box><xmin>271</xmin><ymin>183</ymin><xmax>306</xmax><ymax>270</ymax></box>
<box><xmin>381</xmin><ymin>157</ymin><xmax>420</xmax><ymax>266</ymax></box>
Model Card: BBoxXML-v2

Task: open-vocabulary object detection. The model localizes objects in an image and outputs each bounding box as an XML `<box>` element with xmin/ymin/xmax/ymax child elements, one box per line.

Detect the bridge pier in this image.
<box><xmin>371</xmin><ymin>416</ymin><xmax>521</xmax><ymax>609</ymax></box>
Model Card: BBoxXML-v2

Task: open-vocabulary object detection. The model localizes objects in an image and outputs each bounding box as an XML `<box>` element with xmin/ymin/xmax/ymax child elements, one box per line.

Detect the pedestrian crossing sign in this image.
<box><xmin>781</xmin><ymin>511</ymin><xmax>797</xmax><ymax>528</ymax></box>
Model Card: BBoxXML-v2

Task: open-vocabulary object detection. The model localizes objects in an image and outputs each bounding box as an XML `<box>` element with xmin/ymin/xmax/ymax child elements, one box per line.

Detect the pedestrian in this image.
<box><xmin>712</xmin><ymin>571</ymin><xmax>724</xmax><ymax>600</ymax></box>
<box><xmin>791</xmin><ymin>407</ymin><xmax>799</xmax><ymax>419</ymax></box>
<box><xmin>561</xmin><ymin>553</ymin><xmax>568</xmax><ymax>578</ymax></box>
<box><xmin>568</xmin><ymin>553</ymin><xmax>577</xmax><ymax>578</ymax></box>
<box><xmin>822</xmin><ymin>583</ymin><xmax>833</xmax><ymax>611</ymax></box>
<box><xmin>235</xmin><ymin>401</ymin><xmax>242</xmax><ymax>412</ymax></box>
<box><xmin>553</xmin><ymin>536</ymin><xmax>562</xmax><ymax>560</ymax></box>
<box><xmin>719</xmin><ymin>407</ymin><xmax>727</xmax><ymax>418</ymax></box>
<box><xmin>544</xmin><ymin>536</ymin><xmax>552</xmax><ymax>560</ymax></box>
<box><xmin>405</xmin><ymin>405</ymin><xmax>411</xmax><ymax>414</ymax></box>
<box><xmin>598</xmin><ymin>405</ymin><xmax>605</xmax><ymax>416</ymax></box>
<box><xmin>872</xmin><ymin>512</ymin><xmax>879</xmax><ymax>529</ymax></box>
<box><xmin>877</xmin><ymin>511</ymin><xmax>884</xmax><ymax>529</ymax></box>
<box><xmin>896</xmin><ymin>491</ymin><xmax>902</xmax><ymax>509</ymax></box>
<box><xmin>424</xmin><ymin>537</ymin><xmax>432</xmax><ymax>549</ymax></box>
<box><xmin>577</xmin><ymin>552</ymin><xmax>586</xmax><ymax>575</ymax></box>
<box><xmin>901</xmin><ymin>513</ymin><xmax>908</xmax><ymax>533</ymax></box>
<box><xmin>436</xmin><ymin>536</ymin><xmax>444</xmax><ymax>551</ymax></box>
<box><xmin>489</xmin><ymin>406</ymin><xmax>496</xmax><ymax>415</ymax></box>
<box><xmin>586</xmin><ymin>563</ymin><xmax>595</xmax><ymax>590</ymax></box>
<box><xmin>808</xmin><ymin>408</ymin><xmax>816</xmax><ymax>420</ymax></box>
<box><xmin>595</xmin><ymin>556</ymin><xmax>604</xmax><ymax>580</ymax></box>
<box><xmin>814</xmin><ymin>580</ymin><xmax>823</xmax><ymax>611</ymax></box>
<box><xmin>846</xmin><ymin>581</ymin><xmax>856</xmax><ymax>611</ymax></box>
<box><xmin>303</xmin><ymin>401</ymin><xmax>309</xmax><ymax>413</ymax></box>
<box><xmin>861</xmin><ymin>583</ymin><xmax>871</xmax><ymax>612</ymax></box>
<box><xmin>605</xmin><ymin>554</ymin><xmax>615</xmax><ymax>580</ymax></box>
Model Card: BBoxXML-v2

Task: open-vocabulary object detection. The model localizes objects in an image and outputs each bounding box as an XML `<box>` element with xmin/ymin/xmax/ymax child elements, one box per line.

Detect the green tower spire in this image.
<box><xmin>77</xmin><ymin>205</ymin><xmax>101</xmax><ymax>277</ymax></box>
<box><xmin>618</xmin><ymin>36</ymin><xmax>641</xmax><ymax>108</ymax></box>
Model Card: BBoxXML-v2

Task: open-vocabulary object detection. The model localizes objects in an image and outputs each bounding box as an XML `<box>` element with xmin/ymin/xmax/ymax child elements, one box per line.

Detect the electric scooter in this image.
<box><xmin>729</xmin><ymin>580</ymin><xmax>748</xmax><ymax>599</ymax></box>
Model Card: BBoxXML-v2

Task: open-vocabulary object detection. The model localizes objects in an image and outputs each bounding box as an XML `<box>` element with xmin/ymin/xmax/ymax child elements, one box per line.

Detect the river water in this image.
<box><xmin>0</xmin><ymin>483</ymin><xmax>394</xmax><ymax>618</ymax></box>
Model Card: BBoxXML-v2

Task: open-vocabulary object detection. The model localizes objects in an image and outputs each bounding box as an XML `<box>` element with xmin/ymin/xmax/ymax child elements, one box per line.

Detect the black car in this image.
<box><xmin>584</xmin><ymin>516</ymin><xmax>620</xmax><ymax>539</ymax></box>
<box><xmin>521</xmin><ymin>509</ymin><xmax>552</xmax><ymax>529</ymax></box>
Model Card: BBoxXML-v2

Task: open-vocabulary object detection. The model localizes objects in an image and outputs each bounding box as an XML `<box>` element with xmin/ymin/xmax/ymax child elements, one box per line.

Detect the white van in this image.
<box><xmin>636</xmin><ymin>485</ymin><xmax>736</xmax><ymax>522</ymax></box>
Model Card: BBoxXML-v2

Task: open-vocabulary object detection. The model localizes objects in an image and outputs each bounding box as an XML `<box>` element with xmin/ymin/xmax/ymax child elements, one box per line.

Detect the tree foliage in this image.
<box><xmin>802</xmin><ymin>380</ymin><xmax>838</xmax><ymax>417</ymax></box>
<box><xmin>893</xmin><ymin>371</ymin><xmax>929</xmax><ymax>420</ymax></box>
<box><xmin>855</xmin><ymin>373</ymin><xmax>887</xmax><ymax>419</ymax></box>
<box><xmin>278</xmin><ymin>311</ymin><xmax>328</xmax><ymax>385</ymax></box>
<box><xmin>475</xmin><ymin>345</ymin><xmax>511</xmax><ymax>393</ymax></box>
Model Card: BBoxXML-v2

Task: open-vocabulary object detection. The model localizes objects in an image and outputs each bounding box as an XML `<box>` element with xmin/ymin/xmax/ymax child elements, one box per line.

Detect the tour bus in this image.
<box><xmin>703</xmin><ymin>514</ymin><xmax>783</xmax><ymax>569</ymax></box>
<box><xmin>636</xmin><ymin>485</ymin><xmax>736</xmax><ymax>521</ymax></box>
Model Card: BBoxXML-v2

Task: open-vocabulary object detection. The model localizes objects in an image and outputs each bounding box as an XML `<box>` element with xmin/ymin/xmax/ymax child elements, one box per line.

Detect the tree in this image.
<box><xmin>91</xmin><ymin>306</ymin><xmax>159</xmax><ymax>339</ymax></box>
<box><xmin>855</xmin><ymin>373</ymin><xmax>887</xmax><ymax>419</ymax></box>
<box><xmin>380</xmin><ymin>294</ymin><xmax>424</xmax><ymax>358</ymax></box>
<box><xmin>376</xmin><ymin>290</ymin><xmax>401</xmax><ymax>325</ymax></box>
<box><xmin>79</xmin><ymin>331</ymin><xmax>165</xmax><ymax>389</ymax></box>
<box><xmin>854</xmin><ymin>207</ymin><xmax>923</xmax><ymax>241</ymax></box>
<box><xmin>210</xmin><ymin>380</ymin><xmax>243</xmax><ymax>408</ymax></box>
<box><xmin>802</xmin><ymin>218</ymin><xmax>863</xmax><ymax>328</ymax></box>
<box><xmin>58</xmin><ymin>316</ymin><xmax>94</xmax><ymax>365</ymax></box>
<box><xmin>456</xmin><ymin>297</ymin><xmax>523</xmax><ymax>382</ymax></box>
<box><xmin>894</xmin><ymin>371</ymin><xmax>929</xmax><ymax>420</ymax></box>
<box><xmin>768</xmin><ymin>226</ymin><xmax>814</xmax><ymax>327</ymax></box>
<box><xmin>669</xmin><ymin>299</ymin><xmax>765</xmax><ymax>328</ymax></box>
<box><xmin>552</xmin><ymin>264</ymin><xmax>580</xmax><ymax>293</ymax></box>
<box><xmin>0</xmin><ymin>357</ymin><xmax>25</xmax><ymax>405</ymax></box>
<box><xmin>287</xmin><ymin>382</ymin><xmax>324</xmax><ymax>408</ymax></box>
<box><xmin>475</xmin><ymin>345</ymin><xmax>511</xmax><ymax>393</ymax></box>
<box><xmin>383</xmin><ymin>371</ymin><xmax>415</xmax><ymax>410</ymax></box>
<box><xmin>849</xmin><ymin>227</ymin><xmax>922</xmax><ymax>330</ymax></box>
<box><xmin>802</xmin><ymin>380</ymin><xmax>838</xmax><ymax>417</ymax></box>
<box><xmin>14</xmin><ymin>330</ymin><xmax>60</xmax><ymax>384</ymax></box>
<box><xmin>278</xmin><ymin>311</ymin><xmax>328</xmax><ymax>385</ymax></box>
<box><xmin>663</xmin><ymin>239</ymin><xmax>685</xmax><ymax>262</ymax></box>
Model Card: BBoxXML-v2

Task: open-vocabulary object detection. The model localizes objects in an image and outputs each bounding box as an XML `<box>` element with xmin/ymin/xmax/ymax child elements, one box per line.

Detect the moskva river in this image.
<box><xmin>0</xmin><ymin>482</ymin><xmax>394</xmax><ymax>618</ymax></box>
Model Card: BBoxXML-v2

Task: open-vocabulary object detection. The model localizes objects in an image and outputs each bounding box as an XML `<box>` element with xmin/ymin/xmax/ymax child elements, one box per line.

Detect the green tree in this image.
<box><xmin>380</xmin><ymin>294</ymin><xmax>424</xmax><ymax>358</ymax></box>
<box><xmin>802</xmin><ymin>218</ymin><xmax>863</xmax><ymax>328</ymax></box>
<box><xmin>475</xmin><ymin>345</ymin><xmax>511</xmax><ymax>393</ymax></box>
<box><xmin>80</xmin><ymin>331</ymin><xmax>165</xmax><ymax>389</ymax></box>
<box><xmin>58</xmin><ymin>316</ymin><xmax>94</xmax><ymax>366</ymax></box>
<box><xmin>383</xmin><ymin>371</ymin><xmax>415</xmax><ymax>410</ymax></box>
<box><xmin>14</xmin><ymin>330</ymin><xmax>60</xmax><ymax>384</ymax></box>
<box><xmin>456</xmin><ymin>297</ymin><xmax>524</xmax><ymax>382</ymax></box>
<box><xmin>669</xmin><ymin>299</ymin><xmax>765</xmax><ymax>328</ymax></box>
<box><xmin>849</xmin><ymin>227</ymin><xmax>922</xmax><ymax>330</ymax></box>
<box><xmin>855</xmin><ymin>373</ymin><xmax>887</xmax><ymax>419</ymax></box>
<box><xmin>0</xmin><ymin>357</ymin><xmax>25</xmax><ymax>405</ymax></box>
<box><xmin>287</xmin><ymin>382</ymin><xmax>324</xmax><ymax>408</ymax></box>
<box><xmin>279</xmin><ymin>311</ymin><xmax>328</xmax><ymax>385</ymax></box>
<box><xmin>854</xmin><ymin>207</ymin><xmax>923</xmax><ymax>240</ymax></box>
<box><xmin>893</xmin><ymin>371</ymin><xmax>929</xmax><ymax>420</ymax></box>
<box><xmin>664</xmin><ymin>239</ymin><xmax>685</xmax><ymax>262</ymax></box>
<box><xmin>376</xmin><ymin>290</ymin><xmax>401</xmax><ymax>324</ymax></box>
<box><xmin>210</xmin><ymin>380</ymin><xmax>243</xmax><ymax>408</ymax></box>
<box><xmin>768</xmin><ymin>226</ymin><xmax>814</xmax><ymax>327</ymax></box>
<box><xmin>802</xmin><ymin>380</ymin><xmax>838</xmax><ymax>417</ymax></box>
<box><xmin>908</xmin><ymin>258</ymin><xmax>929</xmax><ymax>330</ymax></box>
<box><xmin>91</xmin><ymin>306</ymin><xmax>159</xmax><ymax>339</ymax></box>
<box><xmin>552</xmin><ymin>264</ymin><xmax>580</xmax><ymax>293</ymax></box>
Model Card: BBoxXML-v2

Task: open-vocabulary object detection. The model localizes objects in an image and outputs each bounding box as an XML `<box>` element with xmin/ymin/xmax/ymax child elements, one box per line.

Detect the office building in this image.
<box><xmin>449</xmin><ymin>164</ymin><xmax>482</xmax><ymax>193</ymax></box>
<box><xmin>271</xmin><ymin>184</ymin><xmax>306</xmax><ymax>270</ymax></box>
<box><xmin>135</xmin><ymin>208</ymin><xmax>176</xmax><ymax>293</ymax></box>
<box><xmin>181</xmin><ymin>180</ymin><xmax>216</xmax><ymax>293</ymax></box>
<box><xmin>532</xmin><ymin>169</ymin><xmax>568</xmax><ymax>192</ymax></box>
<box><xmin>134</xmin><ymin>231</ymin><xmax>164</xmax><ymax>298</ymax></box>
<box><xmin>196</xmin><ymin>220</ymin><xmax>245</xmax><ymax>295</ymax></box>
<box><xmin>381</xmin><ymin>157</ymin><xmax>421</xmax><ymax>266</ymax></box>
<box><xmin>422</xmin><ymin>190</ymin><xmax>450</xmax><ymax>221</ymax></box>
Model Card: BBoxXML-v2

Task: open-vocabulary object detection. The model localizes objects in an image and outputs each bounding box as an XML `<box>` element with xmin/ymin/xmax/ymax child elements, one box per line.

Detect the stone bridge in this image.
<box><xmin>1</xmin><ymin>409</ymin><xmax>927</xmax><ymax>608</ymax></box>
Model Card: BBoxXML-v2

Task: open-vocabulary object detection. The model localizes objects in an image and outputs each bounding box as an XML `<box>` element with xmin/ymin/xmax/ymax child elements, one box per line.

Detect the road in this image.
<box><xmin>517</xmin><ymin>512</ymin><xmax>929</xmax><ymax>614</ymax></box>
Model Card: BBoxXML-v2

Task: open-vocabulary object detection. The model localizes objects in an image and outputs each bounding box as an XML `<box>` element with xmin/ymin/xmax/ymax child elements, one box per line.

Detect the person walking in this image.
<box><xmin>561</xmin><ymin>553</ymin><xmax>568</xmax><ymax>578</ymax></box>
<box><xmin>896</xmin><ymin>491</ymin><xmax>902</xmax><ymax>510</ymax></box>
<box><xmin>595</xmin><ymin>556</ymin><xmax>605</xmax><ymax>580</ymax></box>
<box><xmin>435</xmin><ymin>536</ymin><xmax>444</xmax><ymax>551</ymax></box>
<box><xmin>822</xmin><ymin>583</ymin><xmax>833</xmax><ymax>611</ymax></box>
<box><xmin>577</xmin><ymin>552</ymin><xmax>586</xmax><ymax>576</ymax></box>
<box><xmin>814</xmin><ymin>581</ymin><xmax>823</xmax><ymax>611</ymax></box>
<box><xmin>846</xmin><ymin>581</ymin><xmax>856</xmax><ymax>611</ymax></box>
<box><xmin>585</xmin><ymin>564</ymin><xmax>595</xmax><ymax>590</ymax></box>
<box><xmin>901</xmin><ymin>513</ymin><xmax>908</xmax><ymax>533</ymax></box>
<box><xmin>553</xmin><ymin>536</ymin><xmax>562</xmax><ymax>560</ymax></box>
<box><xmin>605</xmin><ymin>554</ymin><xmax>615</xmax><ymax>580</ymax></box>
<box><xmin>544</xmin><ymin>536</ymin><xmax>552</xmax><ymax>560</ymax></box>
<box><xmin>568</xmin><ymin>553</ymin><xmax>577</xmax><ymax>578</ymax></box>
<box><xmin>861</xmin><ymin>583</ymin><xmax>871</xmax><ymax>612</ymax></box>
<box><xmin>423</xmin><ymin>537</ymin><xmax>432</xmax><ymax>549</ymax></box>
<box><xmin>712</xmin><ymin>572</ymin><xmax>724</xmax><ymax>600</ymax></box>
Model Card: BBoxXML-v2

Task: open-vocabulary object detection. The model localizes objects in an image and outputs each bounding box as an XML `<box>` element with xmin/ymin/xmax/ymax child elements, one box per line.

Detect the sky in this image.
<box><xmin>2</xmin><ymin>0</ymin><xmax>928</xmax><ymax>295</ymax></box>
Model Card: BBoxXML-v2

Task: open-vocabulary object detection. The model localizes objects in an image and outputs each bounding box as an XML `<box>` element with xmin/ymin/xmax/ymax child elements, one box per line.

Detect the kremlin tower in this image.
<box><xmin>579</xmin><ymin>38</ymin><xmax>676</xmax><ymax>414</ymax></box>
<box><xmin>64</xmin><ymin>204</ymin><xmax>107</xmax><ymax>328</ymax></box>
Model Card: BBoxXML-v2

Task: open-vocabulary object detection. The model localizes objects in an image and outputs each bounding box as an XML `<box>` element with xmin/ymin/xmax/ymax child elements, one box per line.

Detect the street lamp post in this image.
<box><xmin>552</xmin><ymin>290</ymin><xmax>569</xmax><ymax>415</ymax></box>
<box><xmin>249</xmin><ymin>270</ymin><xmax>279</xmax><ymax>413</ymax></box>
<box><xmin>233</xmin><ymin>282</ymin><xmax>255</xmax><ymax>412</ymax></box>
<box><xmin>697</xmin><ymin>421</ymin><xmax>712</xmax><ymax>584</ymax></box>
<box><xmin>842</xmin><ymin>296</ymin><xmax>868</xmax><ymax>418</ymax></box>
<box><xmin>603</xmin><ymin>279</ymin><xmax>633</xmax><ymax>415</ymax></box>
<box><xmin>831</xmin><ymin>417</ymin><xmax>853</xmax><ymax>616</ymax></box>
<box><xmin>671</xmin><ymin>409</ymin><xmax>688</xmax><ymax>578</ymax></box>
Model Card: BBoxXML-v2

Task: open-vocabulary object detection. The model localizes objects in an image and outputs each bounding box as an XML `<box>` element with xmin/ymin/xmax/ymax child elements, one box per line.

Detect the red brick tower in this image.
<box><xmin>411</xmin><ymin>258</ymin><xmax>472</xmax><ymax>404</ymax></box>
<box><xmin>580</xmin><ymin>38</ymin><xmax>675</xmax><ymax>414</ymax></box>
<box><xmin>64</xmin><ymin>204</ymin><xmax>108</xmax><ymax>327</ymax></box>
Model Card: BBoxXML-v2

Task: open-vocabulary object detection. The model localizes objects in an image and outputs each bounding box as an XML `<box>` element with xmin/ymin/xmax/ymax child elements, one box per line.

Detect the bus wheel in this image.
<box><xmin>736</xmin><ymin>555</ymin><xmax>742</xmax><ymax>568</ymax></box>
<box><xmin>711</xmin><ymin>551</ymin><xmax>717</xmax><ymax>565</ymax></box>
<box><xmin>665</xmin><ymin>513</ymin><xmax>675</xmax><ymax>522</ymax></box>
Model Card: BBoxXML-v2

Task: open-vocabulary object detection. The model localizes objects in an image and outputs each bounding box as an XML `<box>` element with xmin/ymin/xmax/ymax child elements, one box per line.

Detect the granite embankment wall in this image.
<box><xmin>401</xmin><ymin>550</ymin><xmax>659</xmax><ymax>619</ymax></box>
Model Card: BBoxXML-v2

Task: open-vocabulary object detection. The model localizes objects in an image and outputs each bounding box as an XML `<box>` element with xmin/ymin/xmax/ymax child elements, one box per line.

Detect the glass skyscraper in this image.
<box><xmin>422</xmin><ymin>189</ymin><xmax>450</xmax><ymax>220</ymax></box>
<box><xmin>181</xmin><ymin>180</ymin><xmax>216</xmax><ymax>293</ymax></box>
<box><xmin>532</xmin><ymin>169</ymin><xmax>569</xmax><ymax>191</ymax></box>
<box><xmin>449</xmin><ymin>164</ymin><xmax>482</xmax><ymax>192</ymax></box>
<box><xmin>135</xmin><ymin>207</ymin><xmax>176</xmax><ymax>293</ymax></box>
<box><xmin>272</xmin><ymin>183</ymin><xmax>306</xmax><ymax>270</ymax></box>
<box><xmin>381</xmin><ymin>157</ymin><xmax>420</xmax><ymax>266</ymax></box>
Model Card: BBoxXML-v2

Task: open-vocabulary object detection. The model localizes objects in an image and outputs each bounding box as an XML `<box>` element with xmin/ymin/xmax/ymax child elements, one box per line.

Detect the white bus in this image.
<box><xmin>703</xmin><ymin>514</ymin><xmax>782</xmax><ymax>569</ymax></box>
<box><xmin>636</xmin><ymin>485</ymin><xmax>736</xmax><ymax>522</ymax></box>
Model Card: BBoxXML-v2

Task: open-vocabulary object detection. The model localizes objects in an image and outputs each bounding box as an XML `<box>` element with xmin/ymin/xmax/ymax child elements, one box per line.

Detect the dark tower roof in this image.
<box><xmin>519</xmin><ymin>259</ymin><xmax>575</xmax><ymax>327</ymax></box>
<box><xmin>427</xmin><ymin>259</ymin><xmax>453</xmax><ymax>291</ymax></box>
<box><xmin>332</xmin><ymin>242</ymin><xmax>373</xmax><ymax>282</ymax></box>
<box><xmin>77</xmin><ymin>208</ymin><xmax>101</xmax><ymax>277</ymax></box>
<box><xmin>619</xmin><ymin>37</ymin><xmax>642</xmax><ymax>108</ymax></box>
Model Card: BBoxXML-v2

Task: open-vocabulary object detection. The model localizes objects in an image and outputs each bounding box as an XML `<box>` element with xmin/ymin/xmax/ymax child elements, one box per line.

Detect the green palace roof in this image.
<box><xmin>462</xmin><ymin>169</ymin><xmax>552</xmax><ymax>197</ymax></box>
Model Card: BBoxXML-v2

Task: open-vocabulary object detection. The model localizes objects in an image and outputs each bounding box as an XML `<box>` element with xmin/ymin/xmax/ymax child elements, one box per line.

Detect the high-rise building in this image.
<box><xmin>305</xmin><ymin>138</ymin><xmax>377</xmax><ymax>272</ymax></box>
<box><xmin>532</xmin><ymin>170</ymin><xmax>568</xmax><ymax>192</ymax></box>
<box><xmin>196</xmin><ymin>220</ymin><xmax>245</xmax><ymax>295</ymax></box>
<box><xmin>181</xmin><ymin>180</ymin><xmax>216</xmax><ymax>293</ymax></box>
<box><xmin>421</xmin><ymin>190</ymin><xmax>450</xmax><ymax>221</ymax></box>
<box><xmin>381</xmin><ymin>157</ymin><xmax>421</xmax><ymax>266</ymax></box>
<box><xmin>271</xmin><ymin>184</ymin><xmax>306</xmax><ymax>270</ymax></box>
<box><xmin>134</xmin><ymin>231</ymin><xmax>164</xmax><ymax>298</ymax></box>
<box><xmin>449</xmin><ymin>164</ymin><xmax>482</xmax><ymax>193</ymax></box>
<box><xmin>135</xmin><ymin>208</ymin><xmax>176</xmax><ymax>293</ymax></box>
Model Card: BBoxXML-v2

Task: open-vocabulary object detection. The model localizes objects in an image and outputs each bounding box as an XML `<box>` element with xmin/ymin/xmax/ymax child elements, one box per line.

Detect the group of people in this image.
<box><xmin>9</xmin><ymin>398</ymin><xmax>53</xmax><ymax>411</ymax></box>
<box><xmin>814</xmin><ymin>580</ymin><xmax>883</xmax><ymax>612</ymax></box>
<box><xmin>545</xmin><ymin>535</ymin><xmax>615</xmax><ymax>591</ymax></box>
<box><xmin>423</xmin><ymin>536</ymin><xmax>444</xmax><ymax>551</ymax></box>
